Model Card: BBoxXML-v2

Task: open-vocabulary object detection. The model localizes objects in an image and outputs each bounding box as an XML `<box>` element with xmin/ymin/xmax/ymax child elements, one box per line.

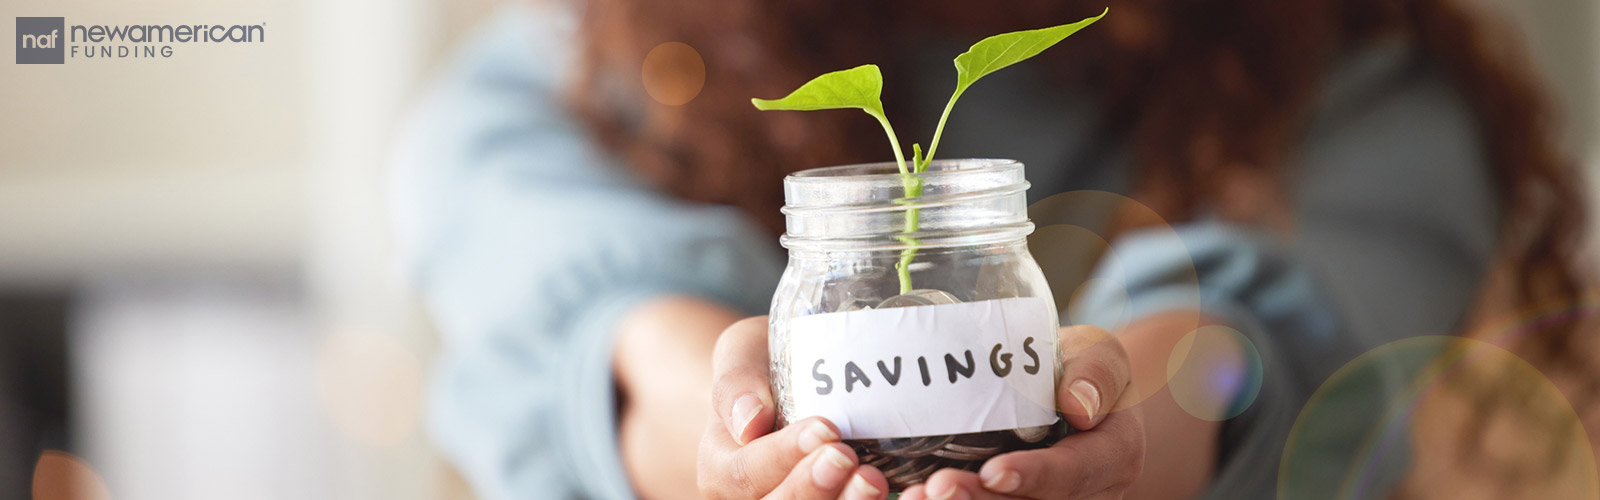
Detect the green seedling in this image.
<box><xmin>753</xmin><ymin>8</ymin><xmax>1106</xmax><ymax>293</ymax></box>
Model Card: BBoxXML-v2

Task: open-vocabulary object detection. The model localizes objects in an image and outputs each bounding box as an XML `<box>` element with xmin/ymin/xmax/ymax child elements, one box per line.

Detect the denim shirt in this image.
<box><xmin>391</xmin><ymin>4</ymin><xmax>1494</xmax><ymax>499</ymax></box>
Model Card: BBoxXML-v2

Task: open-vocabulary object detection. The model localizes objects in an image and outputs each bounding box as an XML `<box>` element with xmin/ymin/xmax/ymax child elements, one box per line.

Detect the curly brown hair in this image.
<box><xmin>566</xmin><ymin>0</ymin><xmax>1593</xmax><ymax>475</ymax></box>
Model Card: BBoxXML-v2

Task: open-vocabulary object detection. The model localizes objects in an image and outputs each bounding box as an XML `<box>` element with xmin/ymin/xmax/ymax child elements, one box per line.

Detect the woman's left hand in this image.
<box><xmin>900</xmin><ymin>325</ymin><xmax>1146</xmax><ymax>500</ymax></box>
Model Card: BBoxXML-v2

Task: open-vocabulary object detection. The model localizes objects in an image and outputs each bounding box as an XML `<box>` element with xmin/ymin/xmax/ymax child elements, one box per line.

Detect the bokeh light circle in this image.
<box><xmin>1028</xmin><ymin>223</ymin><xmax>1115</xmax><ymax>318</ymax></box>
<box><xmin>641</xmin><ymin>42</ymin><xmax>705</xmax><ymax>106</ymax></box>
<box><xmin>1279</xmin><ymin>335</ymin><xmax>1597</xmax><ymax>500</ymax></box>
<box><xmin>32</xmin><ymin>450</ymin><xmax>110</xmax><ymax>500</ymax></box>
<box><xmin>1028</xmin><ymin>190</ymin><xmax>1200</xmax><ymax>408</ymax></box>
<box><xmin>1069</xmin><ymin>277</ymin><xmax>1130</xmax><ymax>333</ymax></box>
<box><xmin>1165</xmin><ymin>325</ymin><xmax>1263</xmax><ymax>421</ymax></box>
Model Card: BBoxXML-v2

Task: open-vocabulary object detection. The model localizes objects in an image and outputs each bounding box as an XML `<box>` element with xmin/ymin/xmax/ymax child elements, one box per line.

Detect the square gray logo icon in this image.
<box><xmin>16</xmin><ymin>17</ymin><xmax>65</xmax><ymax>64</ymax></box>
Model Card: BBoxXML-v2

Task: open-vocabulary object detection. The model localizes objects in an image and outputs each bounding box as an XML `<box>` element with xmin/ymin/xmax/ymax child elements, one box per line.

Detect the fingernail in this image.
<box><xmin>797</xmin><ymin>420</ymin><xmax>840</xmax><ymax>453</ymax></box>
<box><xmin>729</xmin><ymin>394</ymin><xmax>763</xmax><ymax>444</ymax></box>
<box><xmin>980</xmin><ymin>468</ymin><xmax>1021</xmax><ymax>493</ymax></box>
<box><xmin>928</xmin><ymin>482</ymin><xmax>966</xmax><ymax>500</ymax></box>
<box><xmin>1070</xmin><ymin>379</ymin><xmax>1101</xmax><ymax>421</ymax></box>
<box><xmin>811</xmin><ymin>446</ymin><xmax>853</xmax><ymax>489</ymax></box>
<box><xmin>928</xmin><ymin>480</ymin><xmax>960</xmax><ymax>500</ymax></box>
<box><xmin>953</xmin><ymin>487</ymin><xmax>970</xmax><ymax>500</ymax></box>
<box><xmin>847</xmin><ymin>473</ymin><xmax>882</xmax><ymax>500</ymax></box>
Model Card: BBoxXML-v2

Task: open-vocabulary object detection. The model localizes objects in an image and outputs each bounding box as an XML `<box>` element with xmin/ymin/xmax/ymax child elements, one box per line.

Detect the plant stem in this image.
<box><xmin>895</xmin><ymin>236</ymin><xmax>920</xmax><ymax>294</ymax></box>
<box><xmin>919</xmin><ymin>90</ymin><xmax>962</xmax><ymax>172</ymax></box>
<box><xmin>896</xmin><ymin>83</ymin><xmax>962</xmax><ymax>292</ymax></box>
<box><xmin>869</xmin><ymin>110</ymin><xmax>922</xmax><ymax>293</ymax></box>
<box><xmin>894</xmin><ymin>91</ymin><xmax>962</xmax><ymax>292</ymax></box>
<box><xmin>869</xmin><ymin>111</ymin><xmax>909</xmax><ymax>175</ymax></box>
<box><xmin>895</xmin><ymin>174</ymin><xmax>924</xmax><ymax>294</ymax></box>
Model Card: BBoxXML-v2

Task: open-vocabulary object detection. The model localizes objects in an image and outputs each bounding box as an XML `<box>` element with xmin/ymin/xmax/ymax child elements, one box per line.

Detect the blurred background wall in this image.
<box><xmin>0</xmin><ymin>0</ymin><xmax>1593</xmax><ymax>499</ymax></box>
<box><xmin>0</xmin><ymin>0</ymin><xmax>495</xmax><ymax>498</ymax></box>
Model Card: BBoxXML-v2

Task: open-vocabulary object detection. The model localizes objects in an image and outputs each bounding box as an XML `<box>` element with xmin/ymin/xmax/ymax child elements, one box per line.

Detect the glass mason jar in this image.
<box><xmin>769</xmin><ymin>159</ymin><xmax>1064</xmax><ymax>490</ymax></box>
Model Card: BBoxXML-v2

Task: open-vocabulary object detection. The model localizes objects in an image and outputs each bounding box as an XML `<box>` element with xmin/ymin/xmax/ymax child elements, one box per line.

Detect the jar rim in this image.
<box><xmin>785</xmin><ymin>158</ymin><xmax>1021</xmax><ymax>184</ymax></box>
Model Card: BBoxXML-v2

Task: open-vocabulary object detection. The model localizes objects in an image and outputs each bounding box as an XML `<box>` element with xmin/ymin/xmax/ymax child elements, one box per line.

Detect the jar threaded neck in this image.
<box><xmin>780</xmin><ymin>159</ymin><xmax>1033</xmax><ymax>251</ymax></box>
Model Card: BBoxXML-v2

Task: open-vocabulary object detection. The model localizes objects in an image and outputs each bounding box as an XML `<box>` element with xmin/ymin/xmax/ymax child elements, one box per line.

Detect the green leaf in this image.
<box><xmin>751</xmin><ymin>64</ymin><xmax>908</xmax><ymax>174</ymax></box>
<box><xmin>921</xmin><ymin>8</ymin><xmax>1107</xmax><ymax>166</ymax></box>
<box><xmin>952</xmin><ymin>8</ymin><xmax>1107</xmax><ymax>95</ymax></box>
<box><xmin>747</xmin><ymin>13</ymin><xmax>1107</xmax><ymax>295</ymax></box>
<box><xmin>751</xmin><ymin>64</ymin><xmax>885</xmax><ymax>115</ymax></box>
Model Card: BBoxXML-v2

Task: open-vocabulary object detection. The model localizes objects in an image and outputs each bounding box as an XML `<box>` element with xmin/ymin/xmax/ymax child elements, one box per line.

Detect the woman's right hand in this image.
<box><xmin>697</xmin><ymin>317</ymin><xmax>891</xmax><ymax>500</ymax></box>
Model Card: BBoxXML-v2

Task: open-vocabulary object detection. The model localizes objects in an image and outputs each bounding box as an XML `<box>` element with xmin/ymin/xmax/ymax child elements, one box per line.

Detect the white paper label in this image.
<box><xmin>787</xmin><ymin>297</ymin><xmax>1058</xmax><ymax>440</ymax></box>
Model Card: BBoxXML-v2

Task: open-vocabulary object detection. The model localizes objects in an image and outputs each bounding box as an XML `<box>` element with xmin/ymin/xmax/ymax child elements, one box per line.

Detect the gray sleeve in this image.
<box><xmin>389</xmin><ymin>6</ymin><xmax>781</xmax><ymax>500</ymax></box>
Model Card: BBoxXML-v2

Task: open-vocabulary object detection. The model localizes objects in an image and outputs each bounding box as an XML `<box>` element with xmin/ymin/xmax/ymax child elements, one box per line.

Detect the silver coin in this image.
<box><xmin>1012</xmin><ymin>424</ymin><xmax>1051</xmax><ymax>443</ymax></box>
<box><xmin>883</xmin><ymin>459</ymin><xmax>941</xmax><ymax>486</ymax></box>
<box><xmin>944</xmin><ymin>442</ymin><xmax>1003</xmax><ymax>455</ymax></box>
<box><xmin>835</xmin><ymin>298</ymin><xmax>877</xmax><ymax>312</ymax></box>
<box><xmin>889</xmin><ymin>435</ymin><xmax>955</xmax><ymax>457</ymax></box>
<box><xmin>880</xmin><ymin>457</ymin><xmax>925</xmax><ymax>478</ymax></box>
<box><xmin>932</xmin><ymin>448</ymin><xmax>991</xmax><ymax>461</ymax></box>
<box><xmin>861</xmin><ymin>451</ymin><xmax>896</xmax><ymax>468</ymax></box>
<box><xmin>876</xmin><ymin>289</ymin><xmax>961</xmax><ymax>308</ymax></box>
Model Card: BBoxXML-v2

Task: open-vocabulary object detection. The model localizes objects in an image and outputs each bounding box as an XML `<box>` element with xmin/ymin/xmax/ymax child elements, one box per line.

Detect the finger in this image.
<box><xmin>1056</xmin><ymin>325</ymin><xmax>1132</xmax><ymax>429</ymax></box>
<box><xmin>978</xmin><ymin>406</ymin><xmax>1146</xmax><ymax>498</ymax></box>
<box><xmin>710</xmin><ymin>316</ymin><xmax>776</xmax><ymax>445</ymax></box>
<box><xmin>768</xmin><ymin>443</ymin><xmax>860</xmax><ymax>500</ymax></box>
<box><xmin>920</xmin><ymin>469</ymin><xmax>1029</xmax><ymax>500</ymax></box>
<box><xmin>900</xmin><ymin>484</ymin><xmax>928</xmax><ymax>500</ymax></box>
<box><xmin>838</xmin><ymin>465</ymin><xmax>889</xmax><ymax>500</ymax></box>
<box><xmin>699</xmin><ymin>416</ymin><xmax>843</xmax><ymax>499</ymax></box>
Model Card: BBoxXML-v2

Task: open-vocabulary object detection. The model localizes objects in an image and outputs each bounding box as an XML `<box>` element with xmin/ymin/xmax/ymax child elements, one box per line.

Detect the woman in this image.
<box><xmin>389</xmin><ymin>0</ymin><xmax>1591</xmax><ymax>498</ymax></box>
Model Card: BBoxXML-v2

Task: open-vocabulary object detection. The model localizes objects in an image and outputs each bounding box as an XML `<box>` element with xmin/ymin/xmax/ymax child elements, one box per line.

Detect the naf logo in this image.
<box><xmin>16</xmin><ymin>17</ymin><xmax>65</xmax><ymax>64</ymax></box>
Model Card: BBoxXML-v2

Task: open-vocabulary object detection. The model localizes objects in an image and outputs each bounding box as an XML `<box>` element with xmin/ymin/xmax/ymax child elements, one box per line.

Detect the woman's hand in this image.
<box><xmin>900</xmin><ymin>325</ymin><xmax>1145</xmax><ymax>500</ymax></box>
<box><xmin>697</xmin><ymin>317</ymin><xmax>891</xmax><ymax>500</ymax></box>
<box><xmin>698</xmin><ymin>319</ymin><xmax>1144</xmax><ymax>500</ymax></box>
<box><xmin>614</xmin><ymin>297</ymin><xmax>746</xmax><ymax>500</ymax></box>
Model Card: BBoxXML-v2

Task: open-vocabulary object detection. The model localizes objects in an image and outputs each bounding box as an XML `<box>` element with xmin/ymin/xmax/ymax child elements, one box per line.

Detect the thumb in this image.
<box><xmin>1056</xmin><ymin>325</ymin><xmax>1131</xmax><ymax>430</ymax></box>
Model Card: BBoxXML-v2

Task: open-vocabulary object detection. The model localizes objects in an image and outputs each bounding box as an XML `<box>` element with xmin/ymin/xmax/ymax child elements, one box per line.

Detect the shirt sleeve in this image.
<box><xmin>1069</xmin><ymin>221</ymin><xmax>1381</xmax><ymax>500</ymax></box>
<box><xmin>388</xmin><ymin>6</ymin><xmax>783</xmax><ymax>499</ymax></box>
